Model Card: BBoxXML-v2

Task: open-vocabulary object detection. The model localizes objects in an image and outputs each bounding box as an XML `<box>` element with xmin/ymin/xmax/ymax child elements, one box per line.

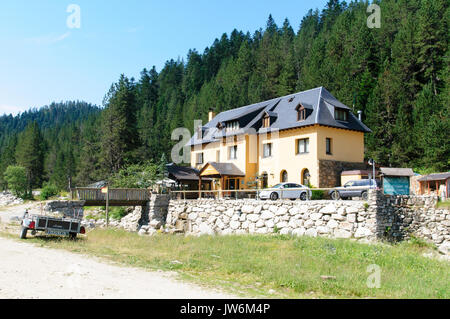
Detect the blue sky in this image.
<box><xmin>0</xmin><ymin>0</ymin><xmax>328</xmax><ymax>116</ymax></box>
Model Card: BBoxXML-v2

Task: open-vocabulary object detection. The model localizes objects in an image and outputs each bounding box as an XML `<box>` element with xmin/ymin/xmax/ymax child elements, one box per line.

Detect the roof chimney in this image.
<box><xmin>208</xmin><ymin>109</ymin><xmax>216</xmax><ymax>122</ymax></box>
<box><xmin>358</xmin><ymin>110</ymin><xmax>362</xmax><ymax>121</ymax></box>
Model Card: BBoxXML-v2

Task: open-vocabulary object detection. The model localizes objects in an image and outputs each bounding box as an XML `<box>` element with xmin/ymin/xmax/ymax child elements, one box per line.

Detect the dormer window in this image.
<box><xmin>335</xmin><ymin>108</ymin><xmax>348</xmax><ymax>121</ymax></box>
<box><xmin>216</xmin><ymin>122</ymin><xmax>225</xmax><ymax>130</ymax></box>
<box><xmin>296</xmin><ymin>104</ymin><xmax>306</xmax><ymax>122</ymax></box>
<box><xmin>226</xmin><ymin>120</ymin><xmax>239</xmax><ymax>132</ymax></box>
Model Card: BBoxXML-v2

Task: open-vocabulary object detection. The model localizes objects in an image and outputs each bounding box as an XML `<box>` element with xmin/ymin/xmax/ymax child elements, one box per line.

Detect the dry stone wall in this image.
<box><xmin>166</xmin><ymin>199</ymin><xmax>374</xmax><ymax>239</ymax></box>
<box><xmin>166</xmin><ymin>190</ymin><xmax>449</xmax><ymax>255</ymax></box>
<box><xmin>44</xmin><ymin>201</ymin><xmax>85</xmax><ymax>219</ymax></box>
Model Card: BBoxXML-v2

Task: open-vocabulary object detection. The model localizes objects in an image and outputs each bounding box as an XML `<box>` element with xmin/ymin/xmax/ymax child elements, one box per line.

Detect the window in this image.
<box><xmin>263</xmin><ymin>143</ymin><xmax>272</xmax><ymax>158</ymax></box>
<box><xmin>326</xmin><ymin>138</ymin><xmax>332</xmax><ymax>155</ymax></box>
<box><xmin>196</xmin><ymin>153</ymin><xmax>204</xmax><ymax>164</ymax></box>
<box><xmin>334</xmin><ymin>108</ymin><xmax>348</xmax><ymax>121</ymax></box>
<box><xmin>226</xmin><ymin>121</ymin><xmax>239</xmax><ymax>132</ymax></box>
<box><xmin>229</xmin><ymin>145</ymin><xmax>237</xmax><ymax>160</ymax></box>
<box><xmin>297</xmin><ymin>138</ymin><xmax>309</xmax><ymax>154</ymax></box>
<box><xmin>262</xmin><ymin>115</ymin><xmax>270</xmax><ymax>128</ymax></box>
<box><xmin>297</xmin><ymin>105</ymin><xmax>306</xmax><ymax>121</ymax></box>
<box><xmin>216</xmin><ymin>150</ymin><xmax>220</xmax><ymax>162</ymax></box>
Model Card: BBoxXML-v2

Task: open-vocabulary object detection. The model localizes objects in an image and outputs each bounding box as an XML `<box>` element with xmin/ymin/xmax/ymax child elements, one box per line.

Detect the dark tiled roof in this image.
<box><xmin>188</xmin><ymin>87</ymin><xmax>371</xmax><ymax>146</ymax></box>
<box><xmin>86</xmin><ymin>181</ymin><xmax>108</xmax><ymax>188</ymax></box>
<box><xmin>166</xmin><ymin>164</ymin><xmax>202</xmax><ymax>181</ymax></box>
<box><xmin>418</xmin><ymin>172</ymin><xmax>450</xmax><ymax>182</ymax></box>
<box><xmin>200</xmin><ymin>162</ymin><xmax>245</xmax><ymax>177</ymax></box>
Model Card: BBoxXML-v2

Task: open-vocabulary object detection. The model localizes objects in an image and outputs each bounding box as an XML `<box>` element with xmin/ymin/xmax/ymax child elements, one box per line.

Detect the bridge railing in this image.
<box><xmin>71</xmin><ymin>188</ymin><xmax>151</xmax><ymax>202</ymax></box>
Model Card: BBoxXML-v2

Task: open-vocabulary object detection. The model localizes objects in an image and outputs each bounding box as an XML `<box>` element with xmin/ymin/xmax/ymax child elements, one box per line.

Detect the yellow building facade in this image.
<box><xmin>188</xmin><ymin>87</ymin><xmax>371</xmax><ymax>190</ymax></box>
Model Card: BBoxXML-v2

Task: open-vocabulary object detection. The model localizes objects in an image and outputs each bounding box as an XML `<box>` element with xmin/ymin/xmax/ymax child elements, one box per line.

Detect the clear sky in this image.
<box><xmin>0</xmin><ymin>0</ymin><xmax>328</xmax><ymax>116</ymax></box>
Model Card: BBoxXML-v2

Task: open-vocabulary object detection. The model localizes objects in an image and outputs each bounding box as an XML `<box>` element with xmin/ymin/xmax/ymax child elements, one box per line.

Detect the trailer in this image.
<box><xmin>20</xmin><ymin>210</ymin><xmax>85</xmax><ymax>239</ymax></box>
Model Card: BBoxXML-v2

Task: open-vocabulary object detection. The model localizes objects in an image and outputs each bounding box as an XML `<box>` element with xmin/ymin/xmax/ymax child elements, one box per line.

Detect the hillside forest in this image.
<box><xmin>0</xmin><ymin>0</ymin><xmax>448</xmax><ymax>194</ymax></box>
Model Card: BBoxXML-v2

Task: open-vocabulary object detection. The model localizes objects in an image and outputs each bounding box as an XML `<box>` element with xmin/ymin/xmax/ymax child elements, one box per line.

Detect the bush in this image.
<box><xmin>40</xmin><ymin>184</ymin><xmax>59</xmax><ymax>200</ymax></box>
<box><xmin>3</xmin><ymin>165</ymin><xmax>28</xmax><ymax>198</ymax></box>
<box><xmin>311</xmin><ymin>190</ymin><xmax>325</xmax><ymax>200</ymax></box>
<box><xmin>110</xmin><ymin>207</ymin><xmax>128</xmax><ymax>221</ymax></box>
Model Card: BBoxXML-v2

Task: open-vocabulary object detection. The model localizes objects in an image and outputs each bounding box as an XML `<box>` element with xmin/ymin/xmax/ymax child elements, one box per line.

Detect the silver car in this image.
<box><xmin>259</xmin><ymin>183</ymin><xmax>312</xmax><ymax>201</ymax></box>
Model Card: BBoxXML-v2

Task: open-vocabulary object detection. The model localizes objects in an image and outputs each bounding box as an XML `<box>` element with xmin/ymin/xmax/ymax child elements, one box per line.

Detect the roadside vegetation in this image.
<box><xmin>437</xmin><ymin>200</ymin><xmax>450</xmax><ymax>210</ymax></box>
<box><xmin>1</xmin><ymin>229</ymin><xmax>448</xmax><ymax>299</ymax></box>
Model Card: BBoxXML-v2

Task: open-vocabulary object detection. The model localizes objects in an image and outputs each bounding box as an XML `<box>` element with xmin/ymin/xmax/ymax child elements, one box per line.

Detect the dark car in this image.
<box><xmin>328</xmin><ymin>179</ymin><xmax>379</xmax><ymax>201</ymax></box>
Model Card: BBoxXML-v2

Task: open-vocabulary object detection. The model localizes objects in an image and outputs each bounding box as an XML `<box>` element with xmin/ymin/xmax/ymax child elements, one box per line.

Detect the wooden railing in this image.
<box><xmin>71</xmin><ymin>188</ymin><xmax>151</xmax><ymax>202</ymax></box>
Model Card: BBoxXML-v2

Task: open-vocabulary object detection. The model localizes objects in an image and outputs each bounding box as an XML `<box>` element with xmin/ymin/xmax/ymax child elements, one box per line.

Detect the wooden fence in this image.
<box><xmin>71</xmin><ymin>188</ymin><xmax>151</xmax><ymax>205</ymax></box>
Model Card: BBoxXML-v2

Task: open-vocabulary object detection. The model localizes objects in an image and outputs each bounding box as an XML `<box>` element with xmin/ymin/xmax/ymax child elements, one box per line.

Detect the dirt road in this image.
<box><xmin>0</xmin><ymin>237</ymin><xmax>237</xmax><ymax>299</ymax></box>
<box><xmin>0</xmin><ymin>203</ymin><xmax>237</xmax><ymax>299</ymax></box>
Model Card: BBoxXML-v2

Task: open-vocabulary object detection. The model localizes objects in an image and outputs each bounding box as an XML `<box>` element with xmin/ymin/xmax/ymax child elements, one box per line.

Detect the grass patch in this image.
<box><xmin>436</xmin><ymin>200</ymin><xmax>450</xmax><ymax>209</ymax></box>
<box><xmin>1</xmin><ymin>229</ymin><xmax>448</xmax><ymax>299</ymax></box>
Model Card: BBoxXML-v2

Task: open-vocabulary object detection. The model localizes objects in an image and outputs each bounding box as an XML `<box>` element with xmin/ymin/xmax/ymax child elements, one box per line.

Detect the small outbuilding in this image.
<box><xmin>166</xmin><ymin>163</ymin><xmax>211</xmax><ymax>190</ymax></box>
<box><xmin>380</xmin><ymin>167</ymin><xmax>414</xmax><ymax>195</ymax></box>
<box><xmin>417</xmin><ymin>172</ymin><xmax>450</xmax><ymax>198</ymax></box>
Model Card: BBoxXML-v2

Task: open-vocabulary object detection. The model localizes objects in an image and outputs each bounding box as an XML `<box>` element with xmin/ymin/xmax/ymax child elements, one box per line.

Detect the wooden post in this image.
<box><xmin>198</xmin><ymin>176</ymin><xmax>202</xmax><ymax>199</ymax></box>
<box><xmin>106</xmin><ymin>186</ymin><xmax>109</xmax><ymax>228</ymax></box>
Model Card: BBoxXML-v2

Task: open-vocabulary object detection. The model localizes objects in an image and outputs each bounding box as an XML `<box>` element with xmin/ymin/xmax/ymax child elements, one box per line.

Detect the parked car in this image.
<box><xmin>328</xmin><ymin>179</ymin><xmax>379</xmax><ymax>201</ymax></box>
<box><xmin>259</xmin><ymin>183</ymin><xmax>312</xmax><ymax>201</ymax></box>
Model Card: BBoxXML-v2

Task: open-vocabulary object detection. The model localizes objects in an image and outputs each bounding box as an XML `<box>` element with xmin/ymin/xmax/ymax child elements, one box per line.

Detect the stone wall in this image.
<box><xmin>89</xmin><ymin>194</ymin><xmax>171</xmax><ymax>235</ymax></box>
<box><xmin>44</xmin><ymin>201</ymin><xmax>85</xmax><ymax>219</ymax></box>
<box><xmin>165</xmin><ymin>190</ymin><xmax>449</xmax><ymax>255</ymax></box>
<box><xmin>166</xmin><ymin>198</ymin><xmax>374</xmax><ymax>239</ymax></box>
<box><xmin>369</xmin><ymin>191</ymin><xmax>448</xmax><ymax>249</ymax></box>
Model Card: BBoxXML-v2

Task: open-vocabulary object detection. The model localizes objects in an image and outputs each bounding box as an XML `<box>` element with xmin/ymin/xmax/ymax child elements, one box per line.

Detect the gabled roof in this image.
<box><xmin>380</xmin><ymin>167</ymin><xmax>415</xmax><ymax>177</ymax></box>
<box><xmin>199</xmin><ymin>162</ymin><xmax>245</xmax><ymax>177</ymax></box>
<box><xmin>187</xmin><ymin>87</ymin><xmax>371</xmax><ymax>146</ymax></box>
<box><xmin>166</xmin><ymin>163</ymin><xmax>200</xmax><ymax>181</ymax></box>
<box><xmin>418</xmin><ymin>172</ymin><xmax>450</xmax><ymax>182</ymax></box>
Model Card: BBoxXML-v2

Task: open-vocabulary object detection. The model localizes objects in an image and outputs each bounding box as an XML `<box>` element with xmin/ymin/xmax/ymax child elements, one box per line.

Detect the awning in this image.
<box><xmin>199</xmin><ymin>162</ymin><xmax>245</xmax><ymax>178</ymax></box>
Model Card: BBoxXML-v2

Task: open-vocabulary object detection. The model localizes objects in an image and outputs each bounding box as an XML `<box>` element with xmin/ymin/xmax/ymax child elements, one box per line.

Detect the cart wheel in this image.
<box><xmin>20</xmin><ymin>227</ymin><xmax>28</xmax><ymax>239</ymax></box>
<box><xmin>69</xmin><ymin>232</ymin><xmax>77</xmax><ymax>240</ymax></box>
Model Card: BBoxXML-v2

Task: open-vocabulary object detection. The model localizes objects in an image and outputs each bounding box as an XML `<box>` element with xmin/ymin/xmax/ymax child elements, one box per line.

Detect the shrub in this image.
<box><xmin>311</xmin><ymin>190</ymin><xmax>325</xmax><ymax>200</ymax></box>
<box><xmin>110</xmin><ymin>207</ymin><xmax>128</xmax><ymax>221</ymax></box>
<box><xmin>40</xmin><ymin>184</ymin><xmax>59</xmax><ymax>200</ymax></box>
<box><xmin>3</xmin><ymin>165</ymin><xmax>28</xmax><ymax>198</ymax></box>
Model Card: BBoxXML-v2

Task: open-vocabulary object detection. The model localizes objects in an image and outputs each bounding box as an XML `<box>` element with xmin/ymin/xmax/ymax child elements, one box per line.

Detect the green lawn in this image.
<box><xmin>1</xmin><ymin>229</ymin><xmax>448</xmax><ymax>298</ymax></box>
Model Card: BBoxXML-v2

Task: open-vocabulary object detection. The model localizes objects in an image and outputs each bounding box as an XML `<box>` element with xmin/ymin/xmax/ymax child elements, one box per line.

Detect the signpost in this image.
<box><xmin>383</xmin><ymin>177</ymin><xmax>410</xmax><ymax>195</ymax></box>
<box><xmin>101</xmin><ymin>185</ymin><xmax>109</xmax><ymax>227</ymax></box>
